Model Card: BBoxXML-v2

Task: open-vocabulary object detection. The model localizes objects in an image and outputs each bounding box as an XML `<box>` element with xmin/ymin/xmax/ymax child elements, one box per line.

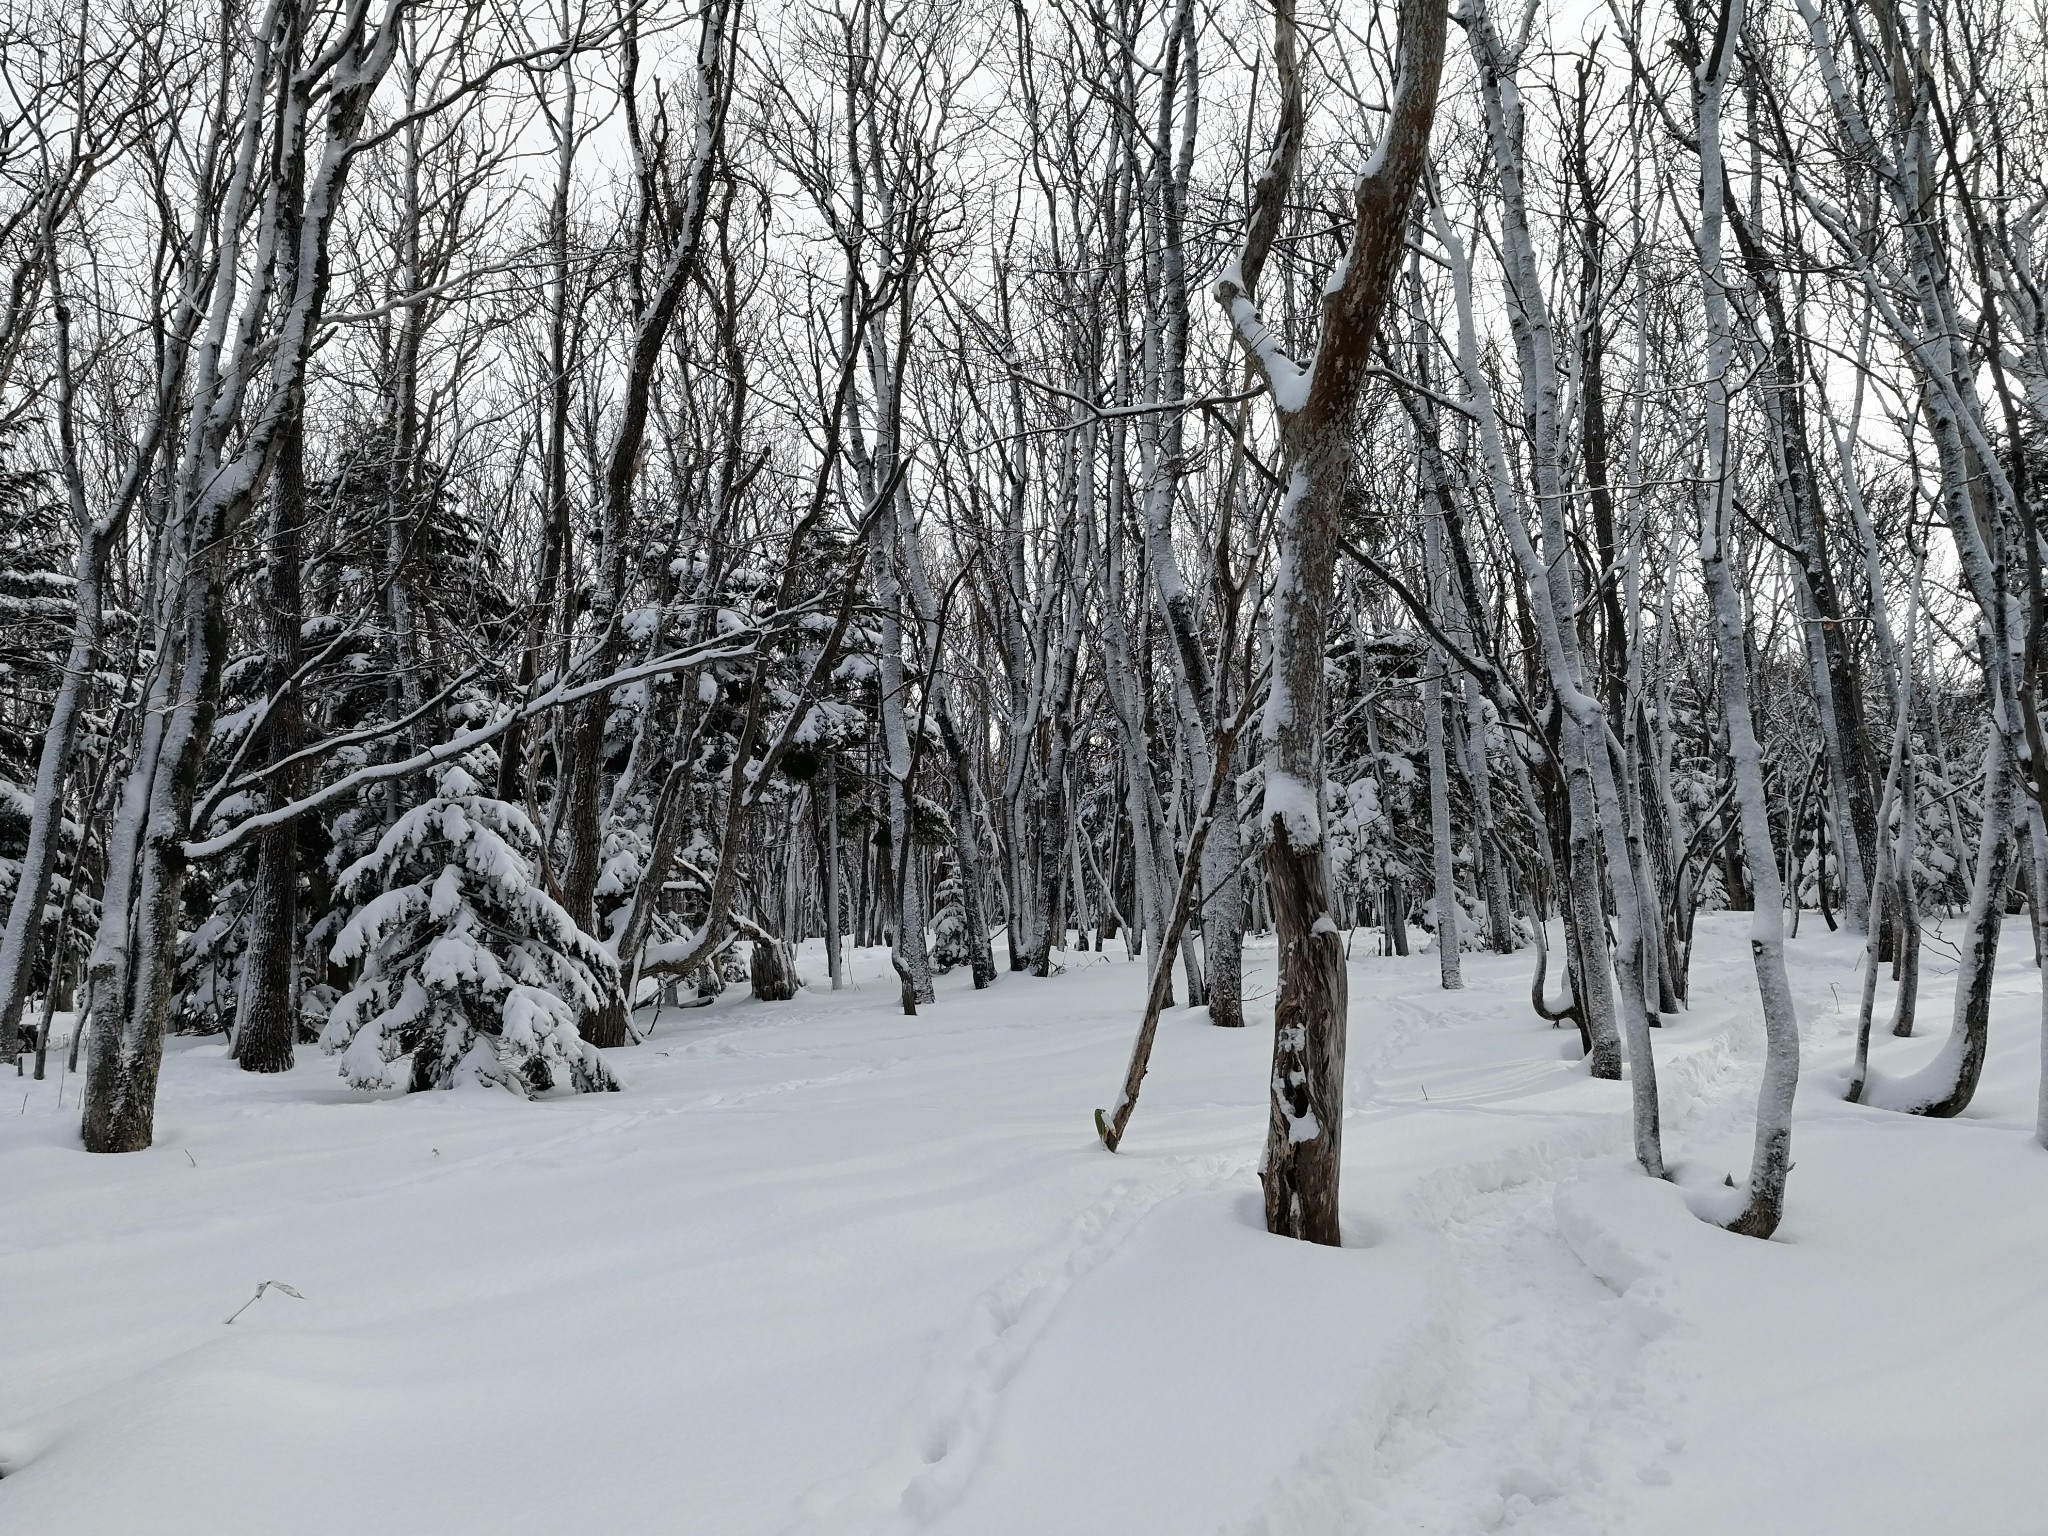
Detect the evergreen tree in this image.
<box><xmin>929</xmin><ymin>866</ymin><xmax>971</xmax><ymax>974</ymax></box>
<box><xmin>323</xmin><ymin>764</ymin><xmax>622</xmax><ymax>1095</ymax></box>
<box><xmin>0</xmin><ymin>424</ymin><xmax>92</xmax><ymax>1023</ymax></box>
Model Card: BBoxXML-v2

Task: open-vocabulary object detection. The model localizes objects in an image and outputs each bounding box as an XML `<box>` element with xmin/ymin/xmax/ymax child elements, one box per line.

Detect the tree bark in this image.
<box><xmin>1424</xmin><ymin>655</ymin><xmax>1463</xmax><ymax>991</ymax></box>
<box><xmin>1214</xmin><ymin>0</ymin><xmax>1448</xmax><ymax>1243</ymax></box>
<box><xmin>234</xmin><ymin>401</ymin><xmax>308</xmax><ymax>1075</ymax></box>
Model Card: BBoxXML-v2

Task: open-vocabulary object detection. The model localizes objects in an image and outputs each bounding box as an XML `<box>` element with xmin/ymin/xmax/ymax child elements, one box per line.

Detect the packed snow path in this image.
<box><xmin>5</xmin><ymin>917</ymin><xmax>2048</xmax><ymax>1534</ymax></box>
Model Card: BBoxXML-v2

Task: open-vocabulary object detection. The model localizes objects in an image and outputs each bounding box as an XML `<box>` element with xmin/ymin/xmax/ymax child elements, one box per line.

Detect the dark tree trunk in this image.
<box><xmin>937</xmin><ymin>710</ymin><xmax>997</xmax><ymax>988</ymax></box>
<box><xmin>750</xmin><ymin>936</ymin><xmax>798</xmax><ymax>1002</ymax></box>
<box><xmin>235</xmin><ymin>418</ymin><xmax>307</xmax><ymax>1076</ymax></box>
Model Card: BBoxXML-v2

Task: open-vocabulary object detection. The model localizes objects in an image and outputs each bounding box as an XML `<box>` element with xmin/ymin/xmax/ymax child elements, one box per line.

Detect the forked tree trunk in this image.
<box><xmin>84</xmin><ymin>4</ymin><xmax>405</xmax><ymax>1151</ymax></box>
<box><xmin>1214</xmin><ymin>0</ymin><xmax>1447</xmax><ymax>1243</ymax></box>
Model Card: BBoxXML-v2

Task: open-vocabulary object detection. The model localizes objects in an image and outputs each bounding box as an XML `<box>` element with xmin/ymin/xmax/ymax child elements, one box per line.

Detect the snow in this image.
<box><xmin>5</xmin><ymin>917</ymin><xmax>2048</xmax><ymax>1533</ymax></box>
<box><xmin>1214</xmin><ymin>264</ymin><xmax>1310</xmax><ymax>414</ymax></box>
<box><xmin>1264</xmin><ymin>768</ymin><xmax>1322</xmax><ymax>847</ymax></box>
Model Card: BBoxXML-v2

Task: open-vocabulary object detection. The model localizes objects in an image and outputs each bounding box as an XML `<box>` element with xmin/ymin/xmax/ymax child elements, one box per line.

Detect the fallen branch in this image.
<box><xmin>1096</xmin><ymin>697</ymin><xmax>1255</xmax><ymax>1151</ymax></box>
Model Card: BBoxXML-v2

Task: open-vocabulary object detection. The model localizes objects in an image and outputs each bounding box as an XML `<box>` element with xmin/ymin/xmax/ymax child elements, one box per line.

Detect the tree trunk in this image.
<box><xmin>1424</xmin><ymin>656</ymin><xmax>1463</xmax><ymax>990</ymax></box>
<box><xmin>750</xmin><ymin>935</ymin><xmax>798</xmax><ymax>1002</ymax></box>
<box><xmin>1215</xmin><ymin>0</ymin><xmax>1447</xmax><ymax>1241</ymax></box>
<box><xmin>0</xmin><ymin>525</ymin><xmax>106</xmax><ymax>1064</ymax></box>
<box><xmin>233</xmin><ymin>412</ymin><xmax>308</xmax><ymax>1075</ymax></box>
<box><xmin>1888</xmin><ymin>734</ymin><xmax>2013</xmax><ymax>1117</ymax></box>
<box><xmin>1200</xmin><ymin>773</ymin><xmax>1246</xmax><ymax>1024</ymax></box>
<box><xmin>825</xmin><ymin>755</ymin><xmax>844</xmax><ymax>990</ymax></box>
<box><xmin>1694</xmin><ymin>0</ymin><xmax>1800</xmax><ymax>1233</ymax></box>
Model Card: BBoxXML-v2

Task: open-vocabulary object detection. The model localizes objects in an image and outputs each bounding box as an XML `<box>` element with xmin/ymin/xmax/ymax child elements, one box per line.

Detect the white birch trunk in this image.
<box><xmin>1693</xmin><ymin>0</ymin><xmax>1800</xmax><ymax>1235</ymax></box>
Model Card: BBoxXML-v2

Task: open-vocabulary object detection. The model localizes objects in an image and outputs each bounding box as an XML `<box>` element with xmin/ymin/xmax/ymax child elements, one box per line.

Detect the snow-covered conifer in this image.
<box><xmin>929</xmin><ymin>868</ymin><xmax>971</xmax><ymax>974</ymax></box>
<box><xmin>323</xmin><ymin>764</ymin><xmax>621</xmax><ymax>1095</ymax></box>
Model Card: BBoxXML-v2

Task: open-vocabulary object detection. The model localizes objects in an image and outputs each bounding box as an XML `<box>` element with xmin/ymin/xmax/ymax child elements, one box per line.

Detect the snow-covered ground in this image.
<box><xmin>4</xmin><ymin>915</ymin><xmax>2046</xmax><ymax>1535</ymax></box>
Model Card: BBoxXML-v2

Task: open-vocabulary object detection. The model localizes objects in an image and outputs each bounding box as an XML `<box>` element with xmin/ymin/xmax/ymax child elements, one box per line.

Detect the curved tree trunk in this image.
<box><xmin>1885</xmin><ymin>734</ymin><xmax>2013</xmax><ymax>1117</ymax></box>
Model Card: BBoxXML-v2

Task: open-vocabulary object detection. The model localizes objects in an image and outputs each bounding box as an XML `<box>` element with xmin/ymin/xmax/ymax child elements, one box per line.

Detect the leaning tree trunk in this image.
<box><xmin>0</xmin><ymin>171</ymin><xmax>192</xmax><ymax>1064</ymax></box>
<box><xmin>0</xmin><ymin>523</ymin><xmax>108</xmax><ymax>1066</ymax></box>
<box><xmin>1098</xmin><ymin>702</ymin><xmax>1249</xmax><ymax>1149</ymax></box>
<box><xmin>1449</xmin><ymin>8</ymin><xmax>1663</xmax><ymax>1175</ymax></box>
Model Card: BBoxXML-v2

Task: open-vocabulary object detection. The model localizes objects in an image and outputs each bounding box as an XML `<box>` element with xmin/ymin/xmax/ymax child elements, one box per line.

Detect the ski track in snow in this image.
<box><xmin>783</xmin><ymin>951</ymin><xmax>1489</xmax><ymax>1535</ymax></box>
<box><xmin>1227</xmin><ymin>951</ymin><xmax>1794</xmax><ymax>1535</ymax></box>
<box><xmin>784</xmin><ymin>1147</ymin><xmax>1256</xmax><ymax>1536</ymax></box>
<box><xmin>785</xmin><ymin>958</ymin><xmax>1505</xmax><ymax>1536</ymax></box>
<box><xmin>679</xmin><ymin>1057</ymin><xmax>908</xmax><ymax>1110</ymax></box>
<box><xmin>15</xmin><ymin>925</ymin><xmax>2006</xmax><ymax>1536</ymax></box>
<box><xmin>769</xmin><ymin>946</ymin><xmax>1755</xmax><ymax>1536</ymax></box>
<box><xmin>1345</xmin><ymin>990</ymin><xmax>1454</xmax><ymax>1111</ymax></box>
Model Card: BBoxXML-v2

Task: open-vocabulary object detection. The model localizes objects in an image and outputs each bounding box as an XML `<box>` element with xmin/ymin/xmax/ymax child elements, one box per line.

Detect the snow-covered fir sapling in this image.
<box><xmin>929</xmin><ymin>868</ymin><xmax>972</xmax><ymax>974</ymax></box>
<box><xmin>322</xmin><ymin>764</ymin><xmax>622</xmax><ymax>1095</ymax></box>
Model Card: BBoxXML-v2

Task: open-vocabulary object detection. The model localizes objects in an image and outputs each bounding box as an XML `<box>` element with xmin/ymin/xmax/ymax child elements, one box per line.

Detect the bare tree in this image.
<box><xmin>1212</xmin><ymin>0</ymin><xmax>1448</xmax><ymax>1244</ymax></box>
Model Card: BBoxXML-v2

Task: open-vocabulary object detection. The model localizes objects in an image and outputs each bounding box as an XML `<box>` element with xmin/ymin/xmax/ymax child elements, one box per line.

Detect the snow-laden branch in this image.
<box><xmin>1210</xmin><ymin>264</ymin><xmax>1309</xmax><ymax>412</ymax></box>
<box><xmin>181</xmin><ymin>624</ymin><xmax>777</xmax><ymax>862</ymax></box>
<box><xmin>1001</xmin><ymin>360</ymin><xmax>1271</xmax><ymax>424</ymax></box>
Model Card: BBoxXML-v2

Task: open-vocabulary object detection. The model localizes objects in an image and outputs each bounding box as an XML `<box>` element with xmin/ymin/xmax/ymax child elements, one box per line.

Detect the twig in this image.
<box><xmin>224</xmin><ymin>1279</ymin><xmax>305</xmax><ymax>1325</ymax></box>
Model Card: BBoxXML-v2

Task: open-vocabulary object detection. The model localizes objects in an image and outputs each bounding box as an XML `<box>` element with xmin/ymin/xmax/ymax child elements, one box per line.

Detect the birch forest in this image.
<box><xmin>5</xmin><ymin>0</ymin><xmax>2048</xmax><ymax>1526</ymax></box>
